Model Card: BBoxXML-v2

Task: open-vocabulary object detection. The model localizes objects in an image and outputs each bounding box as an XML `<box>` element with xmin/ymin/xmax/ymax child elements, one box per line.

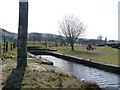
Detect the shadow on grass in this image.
<box><xmin>2</xmin><ymin>67</ymin><xmax>26</xmax><ymax>90</ymax></box>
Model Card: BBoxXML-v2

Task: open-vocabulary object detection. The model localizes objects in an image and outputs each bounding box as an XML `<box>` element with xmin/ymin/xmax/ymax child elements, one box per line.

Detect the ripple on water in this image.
<box><xmin>40</xmin><ymin>55</ymin><xmax>120</xmax><ymax>89</ymax></box>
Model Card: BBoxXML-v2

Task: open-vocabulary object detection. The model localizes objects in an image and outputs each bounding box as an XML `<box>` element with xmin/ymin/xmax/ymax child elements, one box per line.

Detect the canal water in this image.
<box><xmin>39</xmin><ymin>55</ymin><xmax>119</xmax><ymax>89</ymax></box>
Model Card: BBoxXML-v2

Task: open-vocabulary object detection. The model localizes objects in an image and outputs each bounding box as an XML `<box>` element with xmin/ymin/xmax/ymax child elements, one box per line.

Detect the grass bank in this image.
<box><xmin>53</xmin><ymin>45</ymin><xmax>119</xmax><ymax>65</ymax></box>
<box><xmin>27</xmin><ymin>41</ymin><xmax>119</xmax><ymax>65</ymax></box>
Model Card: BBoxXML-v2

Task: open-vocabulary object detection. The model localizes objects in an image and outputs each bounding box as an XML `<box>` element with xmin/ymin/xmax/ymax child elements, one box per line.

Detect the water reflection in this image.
<box><xmin>40</xmin><ymin>55</ymin><xmax>119</xmax><ymax>89</ymax></box>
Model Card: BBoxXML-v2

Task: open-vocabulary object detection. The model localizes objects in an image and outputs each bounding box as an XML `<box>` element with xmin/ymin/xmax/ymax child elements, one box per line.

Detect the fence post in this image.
<box><xmin>5</xmin><ymin>41</ymin><xmax>8</xmax><ymax>52</ymax></box>
<box><xmin>10</xmin><ymin>42</ymin><xmax>13</xmax><ymax>50</ymax></box>
<box><xmin>13</xmin><ymin>42</ymin><xmax>16</xmax><ymax>49</ymax></box>
<box><xmin>3</xmin><ymin>37</ymin><xmax>6</xmax><ymax>53</ymax></box>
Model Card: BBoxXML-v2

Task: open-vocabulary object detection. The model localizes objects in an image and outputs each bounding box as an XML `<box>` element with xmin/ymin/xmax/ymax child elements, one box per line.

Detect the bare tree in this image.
<box><xmin>59</xmin><ymin>15</ymin><xmax>85</xmax><ymax>50</ymax></box>
<box><xmin>97</xmin><ymin>35</ymin><xmax>103</xmax><ymax>40</ymax></box>
<box><xmin>97</xmin><ymin>35</ymin><xmax>103</xmax><ymax>45</ymax></box>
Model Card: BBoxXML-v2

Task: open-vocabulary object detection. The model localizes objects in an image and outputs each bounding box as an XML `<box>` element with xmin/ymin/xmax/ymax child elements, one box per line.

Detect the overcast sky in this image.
<box><xmin>0</xmin><ymin>0</ymin><xmax>119</xmax><ymax>40</ymax></box>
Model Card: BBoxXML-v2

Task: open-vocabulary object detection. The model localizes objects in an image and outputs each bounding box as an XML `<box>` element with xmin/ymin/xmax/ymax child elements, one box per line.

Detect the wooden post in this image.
<box><xmin>3</xmin><ymin>36</ymin><xmax>6</xmax><ymax>53</ymax></box>
<box><xmin>10</xmin><ymin>42</ymin><xmax>13</xmax><ymax>50</ymax></box>
<box><xmin>34</xmin><ymin>38</ymin><xmax>35</xmax><ymax>47</ymax></box>
<box><xmin>45</xmin><ymin>41</ymin><xmax>47</xmax><ymax>49</ymax></box>
<box><xmin>17</xmin><ymin>0</ymin><xmax>28</xmax><ymax>68</ymax></box>
<box><xmin>5</xmin><ymin>41</ymin><xmax>8</xmax><ymax>52</ymax></box>
<box><xmin>13</xmin><ymin>42</ymin><xmax>16</xmax><ymax>49</ymax></box>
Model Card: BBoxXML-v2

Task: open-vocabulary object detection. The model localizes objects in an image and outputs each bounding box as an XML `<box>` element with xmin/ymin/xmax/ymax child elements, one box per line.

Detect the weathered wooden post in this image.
<box><xmin>5</xmin><ymin>41</ymin><xmax>8</xmax><ymax>52</ymax></box>
<box><xmin>45</xmin><ymin>41</ymin><xmax>47</xmax><ymax>49</ymax></box>
<box><xmin>3</xmin><ymin>36</ymin><xmax>6</xmax><ymax>53</ymax></box>
<box><xmin>17</xmin><ymin>0</ymin><xmax>28</xmax><ymax>68</ymax></box>
<box><xmin>10</xmin><ymin>42</ymin><xmax>13</xmax><ymax>50</ymax></box>
<box><xmin>33</xmin><ymin>38</ymin><xmax>35</xmax><ymax>47</ymax></box>
<box><xmin>13</xmin><ymin>42</ymin><xmax>16</xmax><ymax>49</ymax></box>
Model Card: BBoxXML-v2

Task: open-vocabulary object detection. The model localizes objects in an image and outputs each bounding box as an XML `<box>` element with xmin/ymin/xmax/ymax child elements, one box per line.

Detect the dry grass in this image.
<box><xmin>1</xmin><ymin>58</ymin><xmax>102</xmax><ymax>89</ymax></box>
<box><xmin>1</xmin><ymin>49</ymin><xmax>102</xmax><ymax>89</ymax></box>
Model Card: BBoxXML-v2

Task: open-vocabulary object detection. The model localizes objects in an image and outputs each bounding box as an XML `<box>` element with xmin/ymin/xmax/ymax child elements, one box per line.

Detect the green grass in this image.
<box><xmin>27</xmin><ymin>41</ymin><xmax>119</xmax><ymax>65</ymax></box>
<box><xmin>53</xmin><ymin>45</ymin><xmax>119</xmax><ymax>65</ymax></box>
<box><xmin>2</xmin><ymin>40</ymin><xmax>119</xmax><ymax>65</ymax></box>
<box><xmin>2</xmin><ymin>41</ymin><xmax>11</xmax><ymax>51</ymax></box>
<box><xmin>27</xmin><ymin>41</ymin><xmax>43</xmax><ymax>47</ymax></box>
<box><xmin>27</xmin><ymin>41</ymin><xmax>57</xmax><ymax>49</ymax></box>
<box><xmin>2</xmin><ymin>49</ymin><xmax>17</xmax><ymax>60</ymax></box>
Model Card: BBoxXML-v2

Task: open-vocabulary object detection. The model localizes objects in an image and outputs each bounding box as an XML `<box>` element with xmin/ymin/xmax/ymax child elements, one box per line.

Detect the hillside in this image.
<box><xmin>1</xmin><ymin>28</ymin><xmax>119</xmax><ymax>47</ymax></box>
<box><xmin>0</xmin><ymin>28</ymin><xmax>64</xmax><ymax>42</ymax></box>
<box><xmin>0</xmin><ymin>28</ymin><xmax>17</xmax><ymax>41</ymax></box>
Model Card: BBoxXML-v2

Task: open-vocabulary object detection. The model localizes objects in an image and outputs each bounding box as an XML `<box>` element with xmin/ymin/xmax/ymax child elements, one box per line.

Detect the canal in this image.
<box><xmin>38</xmin><ymin>55</ymin><xmax>120</xmax><ymax>89</ymax></box>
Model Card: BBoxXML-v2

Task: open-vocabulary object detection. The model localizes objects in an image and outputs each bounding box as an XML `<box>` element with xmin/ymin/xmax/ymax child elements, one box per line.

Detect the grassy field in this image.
<box><xmin>27</xmin><ymin>41</ymin><xmax>55</xmax><ymax>48</ymax></box>
<box><xmin>53</xmin><ymin>45</ymin><xmax>119</xmax><ymax>65</ymax></box>
<box><xmin>27</xmin><ymin>41</ymin><xmax>119</xmax><ymax>65</ymax></box>
<box><xmin>2</xmin><ymin>40</ymin><xmax>119</xmax><ymax>65</ymax></box>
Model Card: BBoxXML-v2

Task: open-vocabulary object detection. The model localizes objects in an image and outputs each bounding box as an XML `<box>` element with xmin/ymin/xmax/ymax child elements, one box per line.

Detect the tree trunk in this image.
<box><xmin>17</xmin><ymin>0</ymin><xmax>28</xmax><ymax>68</ymax></box>
<box><xmin>71</xmin><ymin>44</ymin><xmax>74</xmax><ymax>51</ymax></box>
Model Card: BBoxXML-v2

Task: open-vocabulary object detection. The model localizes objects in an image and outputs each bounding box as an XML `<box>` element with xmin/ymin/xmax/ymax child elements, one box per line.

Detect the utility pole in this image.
<box><xmin>17</xmin><ymin>0</ymin><xmax>28</xmax><ymax>68</ymax></box>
